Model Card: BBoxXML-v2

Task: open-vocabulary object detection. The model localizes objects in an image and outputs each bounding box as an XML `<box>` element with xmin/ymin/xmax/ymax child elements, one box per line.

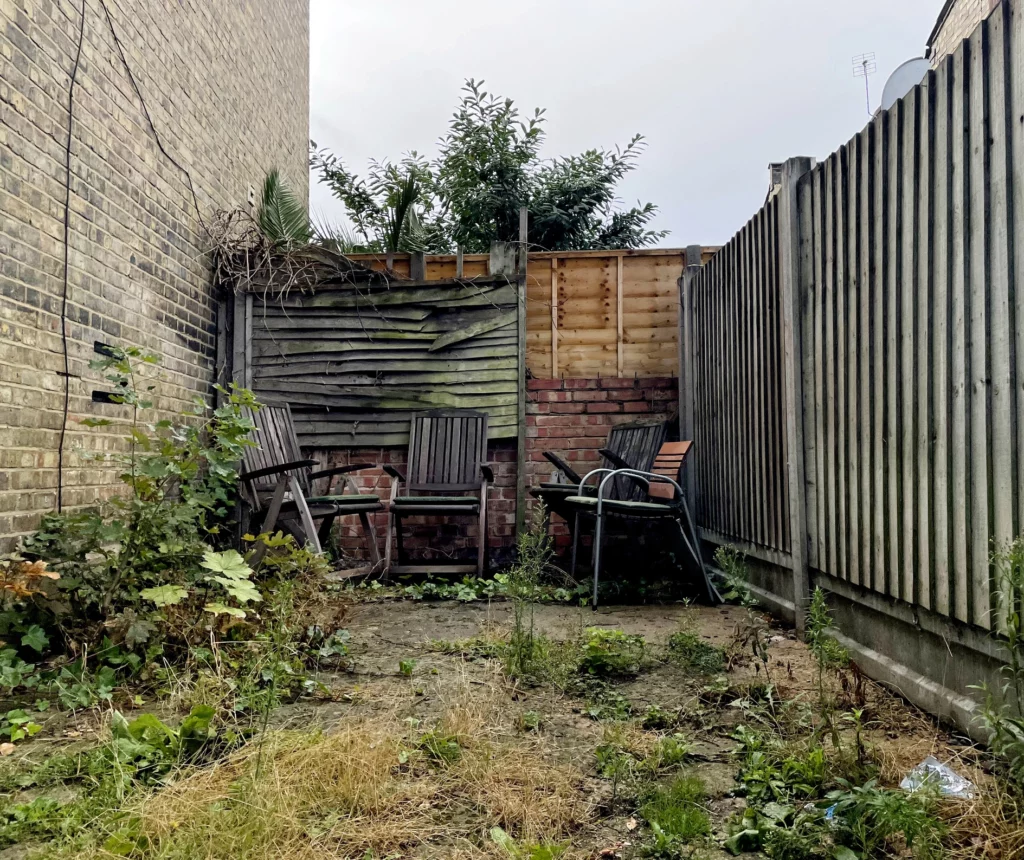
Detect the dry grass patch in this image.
<box><xmin>64</xmin><ymin>678</ymin><xmax>591</xmax><ymax>860</ymax></box>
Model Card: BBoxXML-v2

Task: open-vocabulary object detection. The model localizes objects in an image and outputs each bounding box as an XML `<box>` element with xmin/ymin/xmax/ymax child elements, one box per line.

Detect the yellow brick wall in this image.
<box><xmin>0</xmin><ymin>0</ymin><xmax>309</xmax><ymax>548</ymax></box>
<box><xmin>929</xmin><ymin>0</ymin><xmax>1000</xmax><ymax>63</ymax></box>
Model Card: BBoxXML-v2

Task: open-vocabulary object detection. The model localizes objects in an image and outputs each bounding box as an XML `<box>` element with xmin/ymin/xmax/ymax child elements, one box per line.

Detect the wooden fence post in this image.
<box><xmin>516</xmin><ymin>207</ymin><xmax>529</xmax><ymax>535</ymax></box>
<box><xmin>231</xmin><ymin>291</ymin><xmax>252</xmax><ymax>390</ymax></box>
<box><xmin>778</xmin><ymin>156</ymin><xmax>814</xmax><ymax>636</ymax></box>
<box><xmin>679</xmin><ymin>245</ymin><xmax>702</xmax><ymax>506</ymax></box>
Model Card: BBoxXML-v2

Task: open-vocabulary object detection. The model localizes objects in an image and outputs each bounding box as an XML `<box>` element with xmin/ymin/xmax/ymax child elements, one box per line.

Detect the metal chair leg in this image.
<box><xmin>592</xmin><ymin>510</ymin><xmax>605</xmax><ymax>609</ymax></box>
<box><xmin>570</xmin><ymin>511</ymin><xmax>581</xmax><ymax>580</ymax></box>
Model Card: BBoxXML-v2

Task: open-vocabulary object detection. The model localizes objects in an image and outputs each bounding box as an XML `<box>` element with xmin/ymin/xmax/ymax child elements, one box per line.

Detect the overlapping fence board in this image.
<box><xmin>243</xmin><ymin>277</ymin><xmax>518</xmax><ymax>448</ymax></box>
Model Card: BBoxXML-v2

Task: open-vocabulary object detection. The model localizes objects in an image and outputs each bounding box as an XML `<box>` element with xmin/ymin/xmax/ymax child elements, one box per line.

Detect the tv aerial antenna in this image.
<box><xmin>852</xmin><ymin>52</ymin><xmax>877</xmax><ymax>115</ymax></box>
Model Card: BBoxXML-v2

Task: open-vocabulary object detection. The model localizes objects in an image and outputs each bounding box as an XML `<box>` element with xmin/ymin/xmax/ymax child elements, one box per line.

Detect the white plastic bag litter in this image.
<box><xmin>899</xmin><ymin>755</ymin><xmax>975</xmax><ymax>799</ymax></box>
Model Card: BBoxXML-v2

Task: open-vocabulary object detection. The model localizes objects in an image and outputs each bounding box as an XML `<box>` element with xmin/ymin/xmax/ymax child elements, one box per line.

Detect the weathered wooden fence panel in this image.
<box><xmin>684</xmin><ymin>0</ymin><xmax>1024</xmax><ymax>639</ymax></box>
<box><xmin>797</xmin><ymin>3</ymin><xmax>1024</xmax><ymax>629</ymax></box>
<box><xmin>242</xmin><ymin>277</ymin><xmax>519</xmax><ymax>448</ymax></box>
<box><xmin>686</xmin><ymin>198</ymin><xmax>791</xmax><ymax>555</ymax></box>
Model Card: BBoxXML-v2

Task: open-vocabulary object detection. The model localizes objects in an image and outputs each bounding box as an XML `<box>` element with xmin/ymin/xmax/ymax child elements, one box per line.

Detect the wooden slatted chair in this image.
<box><xmin>530</xmin><ymin>421</ymin><xmax>670</xmax><ymax>522</ymax></box>
<box><xmin>564</xmin><ymin>441</ymin><xmax>719</xmax><ymax>607</ymax></box>
<box><xmin>384</xmin><ymin>410</ymin><xmax>493</xmax><ymax>577</ymax></box>
<box><xmin>238</xmin><ymin>402</ymin><xmax>383</xmax><ymax>570</ymax></box>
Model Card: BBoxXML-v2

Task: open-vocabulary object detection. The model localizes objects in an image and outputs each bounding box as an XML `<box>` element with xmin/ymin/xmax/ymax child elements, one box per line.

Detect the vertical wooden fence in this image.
<box><xmin>685</xmin><ymin>198</ymin><xmax>791</xmax><ymax>557</ymax></box>
<box><xmin>681</xmin><ymin>0</ymin><xmax>1024</xmax><ymax>635</ymax></box>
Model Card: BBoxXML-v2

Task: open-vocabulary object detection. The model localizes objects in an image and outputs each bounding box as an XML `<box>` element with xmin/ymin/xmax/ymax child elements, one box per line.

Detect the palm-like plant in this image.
<box><xmin>309</xmin><ymin>145</ymin><xmax>441</xmax><ymax>255</ymax></box>
<box><xmin>256</xmin><ymin>169</ymin><xmax>311</xmax><ymax>249</ymax></box>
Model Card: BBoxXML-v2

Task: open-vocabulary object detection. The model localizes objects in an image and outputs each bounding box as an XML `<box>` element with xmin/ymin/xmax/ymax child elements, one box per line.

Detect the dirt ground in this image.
<box><xmin>2</xmin><ymin>597</ymin><xmax>992</xmax><ymax>859</ymax></box>
<box><xmin>268</xmin><ymin>598</ymin><xmax>976</xmax><ymax>859</ymax></box>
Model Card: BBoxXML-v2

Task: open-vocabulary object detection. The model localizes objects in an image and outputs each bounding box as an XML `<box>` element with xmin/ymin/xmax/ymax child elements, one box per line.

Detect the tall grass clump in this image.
<box><xmin>503</xmin><ymin>503</ymin><xmax>555</xmax><ymax>681</ymax></box>
<box><xmin>976</xmin><ymin>536</ymin><xmax>1024</xmax><ymax>787</ymax></box>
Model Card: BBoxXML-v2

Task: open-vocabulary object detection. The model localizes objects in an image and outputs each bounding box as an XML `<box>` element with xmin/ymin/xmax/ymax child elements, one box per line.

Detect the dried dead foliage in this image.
<box><xmin>208</xmin><ymin>209</ymin><xmax>383</xmax><ymax>302</ymax></box>
<box><xmin>70</xmin><ymin>677</ymin><xmax>591</xmax><ymax>860</ymax></box>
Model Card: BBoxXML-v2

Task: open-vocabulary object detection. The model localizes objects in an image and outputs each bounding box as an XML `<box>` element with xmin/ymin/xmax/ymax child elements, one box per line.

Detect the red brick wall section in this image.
<box><xmin>310</xmin><ymin>377</ymin><xmax>678</xmax><ymax>566</ymax></box>
<box><xmin>525</xmin><ymin>377</ymin><xmax>678</xmax><ymax>554</ymax></box>
<box><xmin>313</xmin><ymin>441</ymin><xmax>518</xmax><ymax>567</ymax></box>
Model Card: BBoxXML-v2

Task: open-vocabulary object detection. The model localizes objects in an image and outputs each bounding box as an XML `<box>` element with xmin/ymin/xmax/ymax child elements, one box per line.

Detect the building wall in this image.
<box><xmin>0</xmin><ymin>0</ymin><xmax>309</xmax><ymax>548</ymax></box>
<box><xmin>326</xmin><ymin>377</ymin><xmax>679</xmax><ymax>566</ymax></box>
<box><xmin>928</xmin><ymin>0</ymin><xmax>1000</xmax><ymax>62</ymax></box>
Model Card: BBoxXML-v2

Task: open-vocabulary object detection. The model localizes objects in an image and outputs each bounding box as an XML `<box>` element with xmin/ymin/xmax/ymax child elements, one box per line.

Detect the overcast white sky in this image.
<box><xmin>309</xmin><ymin>0</ymin><xmax>942</xmax><ymax>246</ymax></box>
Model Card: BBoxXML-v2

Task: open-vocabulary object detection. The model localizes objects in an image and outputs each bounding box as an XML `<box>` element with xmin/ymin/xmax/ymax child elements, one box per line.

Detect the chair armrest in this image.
<box><xmin>543</xmin><ymin>451</ymin><xmax>582</xmax><ymax>484</ymax></box>
<box><xmin>596</xmin><ymin>468</ymin><xmax>680</xmax><ymax>503</ymax></box>
<box><xmin>598</xmin><ymin>449</ymin><xmax>649</xmax><ymax>494</ymax></box>
<box><xmin>480</xmin><ymin>464</ymin><xmax>494</xmax><ymax>483</ymax></box>
<box><xmin>308</xmin><ymin>464</ymin><xmax>376</xmax><ymax>480</ymax></box>
<box><xmin>599</xmin><ymin>448</ymin><xmax>631</xmax><ymax>470</ymax></box>
<box><xmin>383</xmin><ymin>465</ymin><xmax>406</xmax><ymax>482</ymax></box>
<box><xmin>239</xmin><ymin>459</ymin><xmax>318</xmax><ymax>482</ymax></box>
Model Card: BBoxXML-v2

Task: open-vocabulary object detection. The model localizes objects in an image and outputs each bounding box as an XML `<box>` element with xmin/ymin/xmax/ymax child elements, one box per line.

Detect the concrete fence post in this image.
<box><xmin>778</xmin><ymin>156</ymin><xmax>815</xmax><ymax>636</ymax></box>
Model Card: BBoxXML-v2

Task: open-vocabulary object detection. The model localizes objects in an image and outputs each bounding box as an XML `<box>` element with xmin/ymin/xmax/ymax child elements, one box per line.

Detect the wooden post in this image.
<box><xmin>778</xmin><ymin>156</ymin><xmax>815</xmax><ymax>636</ymax></box>
<box><xmin>616</xmin><ymin>255</ymin><xmax>624</xmax><ymax>376</ymax></box>
<box><xmin>515</xmin><ymin>209</ymin><xmax>529</xmax><ymax>535</ymax></box>
<box><xmin>551</xmin><ymin>258</ymin><xmax>559</xmax><ymax>378</ymax></box>
<box><xmin>231</xmin><ymin>292</ymin><xmax>252</xmax><ymax>389</ymax></box>
<box><xmin>456</xmin><ymin>246</ymin><xmax>464</xmax><ymax>278</ymax></box>
<box><xmin>409</xmin><ymin>251</ymin><xmax>426</xmax><ymax>281</ymax></box>
<box><xmin>516</xmin><ymin>207</ymin><xmax>529</xmax><ymax>535</ymax></box>
<box><xmin>679</xmin><ymin>246</ymin><xmax>702</xmax><ymax>506</ymax></box>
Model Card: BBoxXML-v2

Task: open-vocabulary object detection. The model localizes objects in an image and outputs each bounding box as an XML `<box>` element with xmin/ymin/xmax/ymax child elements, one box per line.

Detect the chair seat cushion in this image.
<box><xmin>393</xmin><ymin>496</ymin><xmax>479</xmax><ymax>506</ymax></box>
<box><xmin>563</xmin><ymin>496</ymin><xmax>676</xmax><ymax>516</ymax></box>
<box><xmin>307</xmin><ymin>494</ymin><xmax>381</xmax><ymax>505</ymax></box>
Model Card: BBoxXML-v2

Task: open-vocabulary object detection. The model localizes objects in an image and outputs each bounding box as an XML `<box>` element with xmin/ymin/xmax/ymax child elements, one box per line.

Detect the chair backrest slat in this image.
<box><xmin>407</xmin><ymin>410</ymin><xmax>488</xmax><ymax>492</ymax></box>
<box><xmin>647</xmin><ymin>441</ymin><xmax>692</xmax><ymax>500</ymax></box>
<box><xmin>602</xmin><ymin>422</ymin><xmax>670</xmax><ymax>500</ymax></box>
<box><xmin>241</xmin><ymin>402</ymin><xmax>312</xmax><ymax>502</ymax></box>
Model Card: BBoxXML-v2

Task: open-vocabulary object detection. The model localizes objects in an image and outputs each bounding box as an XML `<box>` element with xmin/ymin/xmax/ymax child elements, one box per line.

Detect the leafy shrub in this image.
<box><xmin>21</xmin><ymin>347</ymin><xmax>260</xmax><ymax>646</ymax></box>
<box><xmin>417</xmin><ymin>729</ymin><xmax>462</xmax><ymax>765</ymax></box>
<box><xmin>490</xmin><ymin>826</ymin><xmax>568</xmax><ymax>859</ymax></box>
<box><xmin>826</xmin><ymin>779</ymin><xmax>945</xmax><ymax>859</ymax></box>
<box><xmin>734</xmin><ymin>727</ymin><xmax>828</xmax><ymax>805</ymax></box>
<box><xmin>108</xmin><ymin>705</ymin><xmax>221</xmax><ymax>783</ymax></box>
<box><xmin>579</xmin><ymin>628</ymin><xmax>645</xmax><ymax>677</ymax></box>
<box><xmin>640</xmin><ymin>734</ymin><xmax>691</xmax><ymax>773</ymax></box>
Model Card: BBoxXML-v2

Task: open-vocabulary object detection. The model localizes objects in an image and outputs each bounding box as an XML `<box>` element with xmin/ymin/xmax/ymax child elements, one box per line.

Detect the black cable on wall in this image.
<box><xmin>54</xmin><ymin>0</ymin><xmax>206</xmax><ymax>511</ymax></box>
<box><xmin>55</xmin><ymin>0</ymin><xmax>88</xmax><ymax>513</ymax></box>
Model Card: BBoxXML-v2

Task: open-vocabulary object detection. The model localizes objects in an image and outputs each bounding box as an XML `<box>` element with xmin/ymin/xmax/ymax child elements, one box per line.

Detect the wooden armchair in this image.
<box><xmin>384</xmin><ymin>410</ymin><xmax>493</xmax><ymax>577</ymax></box>
<box><xmin>238</xmin><ymin>402</ymin><xmax>383</xmax><ymax>570</ymax></box>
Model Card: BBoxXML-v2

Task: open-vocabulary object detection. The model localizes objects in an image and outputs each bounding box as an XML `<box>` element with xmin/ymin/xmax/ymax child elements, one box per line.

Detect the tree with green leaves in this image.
<box><xmin>307</xmin><ymin>150</ymin><xmax>445</xmax><ymax>253</ymax></box>
<box><xmin>311</xmin><ymin>79</ymin><xmax>668</xmax><ymax>254</ymax></box>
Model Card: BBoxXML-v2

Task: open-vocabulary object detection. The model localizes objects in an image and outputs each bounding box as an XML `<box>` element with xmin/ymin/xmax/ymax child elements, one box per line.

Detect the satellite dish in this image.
<box><xmin>880</xmin><ymin>58</ymin><xmax>930</xmax><ymax>111</ymax></box>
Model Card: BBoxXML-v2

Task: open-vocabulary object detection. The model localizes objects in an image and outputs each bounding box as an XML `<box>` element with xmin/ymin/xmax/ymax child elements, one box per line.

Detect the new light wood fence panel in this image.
<box><xmin>690</xmin><ymin>197</ymin><xmax>791</xmax><ymax>554</ymax></box>
<box><xmin>350</xmin><ymin>249</ymin><xmax>712</xmax><ymax>379</ymax></box>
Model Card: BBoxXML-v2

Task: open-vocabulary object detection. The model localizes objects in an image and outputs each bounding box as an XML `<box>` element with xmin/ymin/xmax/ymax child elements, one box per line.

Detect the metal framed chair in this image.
<box><xmin>384</xmin><ymin>410</ymin><xmax>493</xmax><ymax>577</ymax></box>
<box><xmin>530</xmin><ymin>421</ymin><xmax>670</xmax><ymax>525</ymax></box>
<box><xmin>238</xmin><ymin>402</ymin><xmax>383</xmax><ymax>570</ymax></box>
<box><xmin>564</xmin><ymin>442</ymin><xmax>719</xmax><ymax>607</ymax></box>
